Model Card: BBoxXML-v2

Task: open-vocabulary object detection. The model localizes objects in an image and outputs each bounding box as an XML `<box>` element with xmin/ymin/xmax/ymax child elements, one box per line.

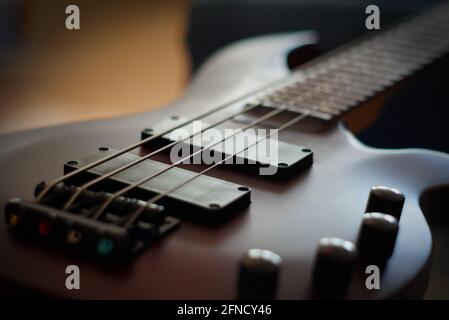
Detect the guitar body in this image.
<box><xmin>0</xmin><ymin>31</ymin><xmax>447</xmax><ymax>299</ymax></box>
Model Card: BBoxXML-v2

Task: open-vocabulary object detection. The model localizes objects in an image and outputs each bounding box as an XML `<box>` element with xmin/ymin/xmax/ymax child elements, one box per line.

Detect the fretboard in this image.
<box><xmin>251</xmin><ymin>2</ymin><xmax>449</xmax><ymax>120</ymax></box>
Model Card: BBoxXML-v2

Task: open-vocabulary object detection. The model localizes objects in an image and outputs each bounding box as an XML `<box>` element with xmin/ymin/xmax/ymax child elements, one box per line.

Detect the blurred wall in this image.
<box><xmin>0</xmin><ymin>0</ymin><xmax>190</xmax><ymax>134</ymax></box>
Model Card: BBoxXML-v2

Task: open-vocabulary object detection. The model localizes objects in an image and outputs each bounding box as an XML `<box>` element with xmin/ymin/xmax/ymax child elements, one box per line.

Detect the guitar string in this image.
<box><xmin>35</xmin><ymin>73</ymin><xmax>296</xmax><ymax>202</ymax></box>
<box><xmin>38</xmin><ymin>3</ymin><xmax>448</xmax><ymax>204</ymax></box>
<box><xmin>70</xmin><ymin>5</ymin><xmax>448</xmax><ymax>218</ymax></box>
<box><xmin>119</xmin><ymin>6</ymin><xmax>449</xmax><ymax>227</ymax></box>
<box><xmin>61</xmin><ymin>104</ymin><xmax>259</xmax><ymax>210</ymax></box>
<box><xmin>122</xmin><ymin>112</ymin><xmax>309</xmax><ymax>228</ymax></box>
<box><xmin>101</xmin><ymin>6</ymin><xmax>449</xmax><ymax>224</ymax></box>
<box><xmin>91</xmin><ymin>106</ymin><xmax>289</xmax><ymax>220</ymax></box>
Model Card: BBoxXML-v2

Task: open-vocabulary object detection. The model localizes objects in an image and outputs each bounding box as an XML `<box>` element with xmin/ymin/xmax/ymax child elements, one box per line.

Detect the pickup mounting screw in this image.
<box><xmin>278</xmin><ymin>163</ymin><xmax>288</xmax><ymax>168</ymax></box>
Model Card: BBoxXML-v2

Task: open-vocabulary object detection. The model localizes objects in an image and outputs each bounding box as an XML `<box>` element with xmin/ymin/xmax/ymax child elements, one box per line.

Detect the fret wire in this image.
<box><xmin>354</xmin><ymin>54</ymin><xmax>420</xmax><ymax>74</ymax></box>
<box><xmin>270</xmin><ymin>2</ymin><xmax>449</xmax><ymax>117</ymax></box>
<box><xmin>36</xmin><ymin>2</ymin><xmax>449</xmax><ymax>206</ymax></box>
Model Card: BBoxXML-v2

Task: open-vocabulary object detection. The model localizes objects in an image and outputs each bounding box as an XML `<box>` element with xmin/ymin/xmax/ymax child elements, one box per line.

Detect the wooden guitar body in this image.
<box><xmin>0</xmin><ymin>31</ymin><xmax>447</xmax><ymax>299</ymax></box>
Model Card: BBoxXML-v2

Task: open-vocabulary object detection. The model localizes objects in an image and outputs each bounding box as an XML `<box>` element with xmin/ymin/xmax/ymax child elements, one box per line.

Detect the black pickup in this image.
<box><xmin>141</xmin><ymin>115</ymin><xmax>313</xmax><ymax>179</ymax></box>
<box><xmin>4</xmin><ymin>146</ymin><xmax>252</xmax><ymax>261</ymax></box>
<box><xmin>64</xmin><ymin>148</ymin><xmax>251</xmax><ymax>224</ymax></box>
<box><xmin>5</xmin><ymin>180</ymin><xmax>180</xmax><ymax>261</ymax></box>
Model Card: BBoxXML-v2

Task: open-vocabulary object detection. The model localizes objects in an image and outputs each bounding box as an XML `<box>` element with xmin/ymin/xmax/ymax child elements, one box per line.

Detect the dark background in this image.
<box><xmin>0</xmin><ymin>0</ymin><xmax>448</xmax><ymax>299</ymax></box>
<box><xmin>1</xmin><ymin>0</ymin><xmax>447</xmax><ymax>152</ymax></box>
<box><xmin>186</xmin><ymin>0</ymin><xmax>449</xmax><ymax>154</ymax></box>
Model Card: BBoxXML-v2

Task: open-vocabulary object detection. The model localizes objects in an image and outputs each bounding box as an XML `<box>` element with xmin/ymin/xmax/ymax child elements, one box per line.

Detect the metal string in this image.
<box><xmin>122</xmin><ymin>112</ymin><xmax>309</xmax><ymax>228</ymax></box>
<box><xmin>61</xmin><ymin>104</ymin><xmax>259</xmax><ymax>210</ymax></box>
<box><xmin>35</xmin><ymin>85</ymin><xmax>283</xmax><ymax>202</ymax></box>
<box><xmin>36</xmin><ymin>2</ymin><xmax>449</xmax><ymax>204</ymax></box>
<box><xmin>90</xmin><ymin>106</ymin><xmax>289</xmax><ymax>220</ymax></box>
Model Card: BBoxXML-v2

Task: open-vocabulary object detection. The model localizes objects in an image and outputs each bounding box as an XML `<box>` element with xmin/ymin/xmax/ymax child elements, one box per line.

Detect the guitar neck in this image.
<box><xmin>250</xmin><ymin>2</ymin><xmax>449</xmax><ymax>121</ymax></box>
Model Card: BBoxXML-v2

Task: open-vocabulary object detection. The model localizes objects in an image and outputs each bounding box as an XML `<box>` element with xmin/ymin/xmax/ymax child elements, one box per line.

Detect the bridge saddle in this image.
<box><xmin>5</xmin><ymin>183</ymin><xmax>179</xmax><ymax>260</ymax></box>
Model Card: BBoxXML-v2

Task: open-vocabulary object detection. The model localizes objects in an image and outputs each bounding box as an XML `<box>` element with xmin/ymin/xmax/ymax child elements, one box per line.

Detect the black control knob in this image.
<box><xmin>357</xmin><ymin>212</ymin><xmax>399</xmax><ymax>263</ymax></box>
<box><xmin>312</xmin><ymin>237</ymin><xmax>357</xmax><ymax>298</ymax></box>
<box><xmin>238</xmin><ymin>249</ymin><xmax>282</xmax><ymax>300</ymax></box>
<box><xmin>365</xmin><ymin>186</ymin><xmax>405</xmax><ymax>220</ymax></box>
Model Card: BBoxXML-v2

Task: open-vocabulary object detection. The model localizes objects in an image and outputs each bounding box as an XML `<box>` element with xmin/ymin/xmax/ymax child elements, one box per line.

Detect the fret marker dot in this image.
<box><xmin>278</xmin><ymin>163</ymin><xmax>288</xmax><ymax>168</ymax></box>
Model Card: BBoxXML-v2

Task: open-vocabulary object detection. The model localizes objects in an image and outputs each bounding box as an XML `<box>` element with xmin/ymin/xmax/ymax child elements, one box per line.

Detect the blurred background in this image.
<box><xmin>0</xmin><ymin>0</ymin><xmax>448</xmax><ymax>298</ymax></box>
<box><xmin>0</xmin><ymin>0</ymin><xmax>443</xmax><ymax>135</ymax></box>
<box><xmin>0</xmin><ymin>0</ymin><xmax>190</xmax><ymax>134</ymax></box>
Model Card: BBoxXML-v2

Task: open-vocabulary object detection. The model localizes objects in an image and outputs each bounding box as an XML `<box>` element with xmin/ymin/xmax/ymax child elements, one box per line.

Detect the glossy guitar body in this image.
<box><xmin>0</xmin><ymin>31</ymin><xmax>447</xmax><ymax>299</ymax></box>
